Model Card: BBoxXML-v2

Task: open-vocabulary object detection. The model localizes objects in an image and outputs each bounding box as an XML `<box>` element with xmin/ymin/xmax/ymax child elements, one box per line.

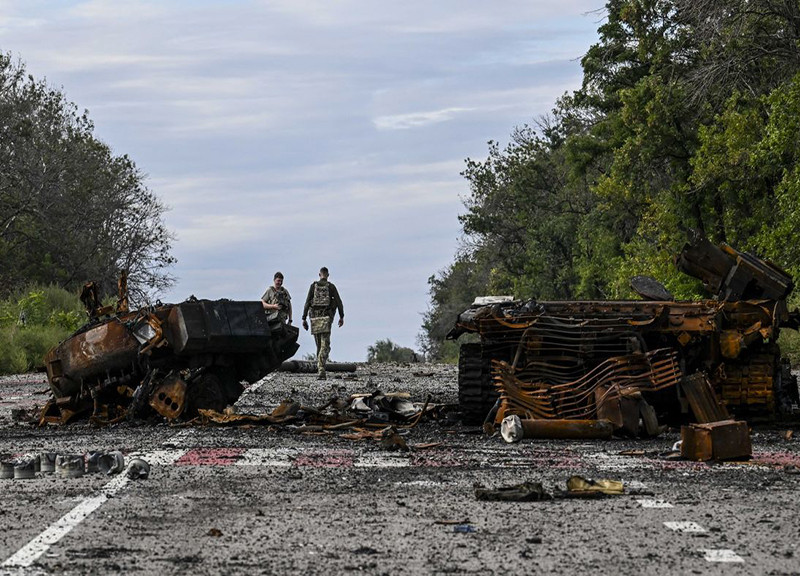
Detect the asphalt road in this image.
<box><xmin>1</xmin><ymin>364</ymin><xmax>799</xmax><ymax>575</ymax></box>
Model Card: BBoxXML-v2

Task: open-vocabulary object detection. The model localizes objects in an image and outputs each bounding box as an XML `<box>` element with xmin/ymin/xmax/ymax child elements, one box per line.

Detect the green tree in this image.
<box><xmin>0</xmin><ymin>284</ymin><xmax>84</xmax><ymax>374</ymax></box>
<box><xmin>367</xmin><ymin>339</ymin><xmax>418</xmax><ymax>363</ymax></box>
<box><xmin>0</xmin><ymin>53</ymin><xmax>175</xmax><ymax>304</ymax></box>
<box><xmin>419</xmin><ymin>252</ymin><xmax>494</xmax><ymax>361</ymax></box>
<box><xmin>422</xmin><ymin>0</ymin><xmax>800</xmax><ymax>356</ymax></box>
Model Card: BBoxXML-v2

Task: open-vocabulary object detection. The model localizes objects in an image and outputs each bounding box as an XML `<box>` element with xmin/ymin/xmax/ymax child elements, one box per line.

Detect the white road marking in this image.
<box><xmin>234</xmin><ymin>448</ymin><xmax>294</xmax><ymax>468</ymax></box>
<box><xmin>584</xmin><ymin>452</ymin><xmax>645</xmax><ymax>472</ymax></box>
<box><xmin>637</xmin><ymin>499</ymin><xmax>673</xmax><ymax>508</ymax></box>
<box><xmin>664</xmin><ymin>521</ymin><xmax>706</xmax><ymax>533</ymax></box>
<box><xmin>128</xmin><ymin>449</ymin><xmax>187</xmax><ymax>465</ymax></box>
<box><xmin>1</xmin><ymin>450</ymin><xmax>185</xmax><ymax>569</ymax></box>
<box><xmin>353</xmin><ymin>454</ymin><xmax>410</xmax><ymax>468</ymax></box>
<box><xmin>0</xmin><ymin>567</ymin><xmax>48</xmax><ymax>576</ymax></box>
<box><xmin>702</xmin><ymin>549</ymin><xmax>745</xmax><ymax>563</ymax></box>
<box><xmin>396</xmin><ymin>480</ymin><xmax>447</xmax><ymax>488</ymax></box>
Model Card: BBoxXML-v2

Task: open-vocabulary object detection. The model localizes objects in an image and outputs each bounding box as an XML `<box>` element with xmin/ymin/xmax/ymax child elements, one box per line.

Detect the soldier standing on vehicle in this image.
<box><xmin>301</xmin><ymin>267</ymin><xmax>344</xmax><ymax>380</ymax></box>
<box><xmin>262</xmin><ymin>271</ymin><xmax>292</xmax><ymax>324</ymax></box>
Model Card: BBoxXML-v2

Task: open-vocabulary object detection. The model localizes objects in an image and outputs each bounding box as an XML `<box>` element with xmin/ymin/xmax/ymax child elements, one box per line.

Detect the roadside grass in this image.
<box><xmin>0</xmin><ymin>285</ymin><xmax>84</xmax><ymax>374</ymax></box>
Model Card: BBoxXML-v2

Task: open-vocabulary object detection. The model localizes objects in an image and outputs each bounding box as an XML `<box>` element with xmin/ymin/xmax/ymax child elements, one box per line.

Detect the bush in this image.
<box><xmin>48</xmin><ymin>309</ymin><xmax>84</xmax><ymax>332</ymax></box>
<box><xmin>0</xmin><ymin>325</ymin><xmax>71</xmax><ymax>373</ymax></box>
<box><xmin>366</xmin><ymin>339</ymin><xmax>419</xmax><ymax>363</ymax></box>
<box><xmin>14</xmin><ymin>325</ymin><xmax>71</xmax><ymax>370</ymax></box>
<box><xmin>0</xmin><ymin>284</ymin><xmax>84</xmax><ymax>374</ymax></box>
<box><xmin>778</xmin><ymin>330</ymin><xmax>800</xmax><ymax>366</ymax></box>
<box><xmin>0</xmin><ymin>328</ymin><xmax>29</xmax><ymax>374</ymax></box>
<box><xmin>437</xmin><ymin>339</ymin><xmax>462</xmax><ymax>364</ymax></box>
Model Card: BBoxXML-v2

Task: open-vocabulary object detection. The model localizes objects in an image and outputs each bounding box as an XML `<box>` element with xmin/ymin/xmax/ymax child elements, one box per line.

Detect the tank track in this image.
<box><xmin>457</xmin><ymin>343</ymin><xmax>498</xmax><ymax>425</ymax></box>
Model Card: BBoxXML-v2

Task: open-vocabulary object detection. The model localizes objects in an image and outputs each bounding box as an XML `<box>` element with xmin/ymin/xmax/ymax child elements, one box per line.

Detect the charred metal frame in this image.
<box><xmin>42</xmin><ymin>294</ymin><xmax>300</xmax><ymax>425</ymax></box>
<box><xmin>450</xmin><ymin>234</ymin><xmax>800</xmax><ymax>427</ymax></box>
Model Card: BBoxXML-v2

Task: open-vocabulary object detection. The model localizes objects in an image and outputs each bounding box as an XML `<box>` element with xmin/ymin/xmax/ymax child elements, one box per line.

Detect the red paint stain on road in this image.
<box><xmin>752</xmin><ymin>451</ymin><xmax>800</xmax><ymax>468</ymax></box>
<box><xmin>293</xmin><ymin>450</ymin><xmax>354</xmax><ymax>468</ymax></box>
<box><xmin>175</xmin><ymin>448</ymin><xmax>245</xmax><ymax>466</ymax></box>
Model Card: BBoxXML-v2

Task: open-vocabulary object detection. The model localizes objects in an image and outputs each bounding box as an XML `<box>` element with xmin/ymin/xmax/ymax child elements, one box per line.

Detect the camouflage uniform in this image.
<box><xmin>302</xmin><ymin>279</ymin><xmax>344</xmax><ymax>377</ymax></box>
<box><xmin>262</xmin><ymin>285</ymin><xmax>292</xmax><ymax>324</ymax></box>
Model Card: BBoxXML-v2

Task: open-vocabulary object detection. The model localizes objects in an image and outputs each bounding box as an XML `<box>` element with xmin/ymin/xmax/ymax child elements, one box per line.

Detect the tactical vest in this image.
<box><xmin>274</xmin><ymin>288</ymin><xmax>290</xmax><ymax>309</ymax></box>
<box><xmin>311</xmin><ymin>282</ymin><xmax>331</xmax><ymax>308</ymax></box>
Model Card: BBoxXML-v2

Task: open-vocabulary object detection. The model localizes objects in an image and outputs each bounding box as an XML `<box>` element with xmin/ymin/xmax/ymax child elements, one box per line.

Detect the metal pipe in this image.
<box><xmin>500</xmin><ymin>415</ymin><xmax>614</xmax><ymax>442</ymax></box>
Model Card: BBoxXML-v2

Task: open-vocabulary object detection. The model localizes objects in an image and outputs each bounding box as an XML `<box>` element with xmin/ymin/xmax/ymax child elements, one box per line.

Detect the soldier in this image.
<box><xmin>262</xmin><ymin>271</ymin><xmax>292</xmax><ymax>324</ymax></box>
<box><xmin>301</xmin><ymin>267</ymin><xmax>344</xmax><ymax>380</ymax></box>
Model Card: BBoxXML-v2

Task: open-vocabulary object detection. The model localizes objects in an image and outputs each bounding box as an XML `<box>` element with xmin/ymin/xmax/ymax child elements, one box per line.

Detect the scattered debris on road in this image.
<box><xmin>474</xmin><ymin>481</ymin><xmax>552</xmax><ymax>502</ymax></box>
<box><xmin>565</xmin><ymin>475</ymin><xmax>624</xmax><ymax>496</ymax></box>
<box><xmin>500</xmin><ymin>415</ymin><xmax>614</xmax><ymax>443</ymax></box>
<box><xmin>279</xmin><ymin>360</ymin><xmax>357</xmax><ymax>373</ymax></box>
<box><xmin>681</xmin><ymin>420</ymin><xmax>752</xmax><ymax>461</ymax></box>
<box><xmin>474</xmin><ymin>476</ymin><xmax>626</xmax><ymax>502</ymax></box>
<box><xmin>196</xmin><ymin>389</ymin><xmax>442</xmax><ymax>436</ymax></box>
<box><xmin>0</xmin><ymin>449</ymin><xmax>145</xmax><ymax>480</ymax></box>
<box><xmin>126</xmin><ymin>457</ymin><xmax>150</xmax><ymax>479</ymax></box>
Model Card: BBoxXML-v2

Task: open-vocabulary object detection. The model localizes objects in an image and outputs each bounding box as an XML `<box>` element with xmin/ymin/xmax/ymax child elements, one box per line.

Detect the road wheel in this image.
<box><xmin>186</xmin><ymin>373</ymin><xmax>226</xmax><ymax>416</ymax></box>
<box><xmin>458</xmin><ymin>343</ymin><xmax>497</xmax><ymax>425</ymax></box>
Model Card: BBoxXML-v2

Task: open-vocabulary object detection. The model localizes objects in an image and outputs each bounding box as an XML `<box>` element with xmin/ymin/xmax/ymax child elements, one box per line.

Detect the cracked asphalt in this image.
<box><xmin>1</xmin><ymin>363</ymin><xmax>799</xmax><ymax>575</ymax></box>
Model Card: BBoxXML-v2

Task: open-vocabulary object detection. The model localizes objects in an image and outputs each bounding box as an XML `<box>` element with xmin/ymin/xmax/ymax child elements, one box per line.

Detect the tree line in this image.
<box><xmin>421</xmin><ymin>0</ymin><xmax>800</xmax><ymax>360</ymax></box>
<box><xmin>0</xmin><ymin>53</ymin><xmax>175</xmax><ymax>305</ymax></box>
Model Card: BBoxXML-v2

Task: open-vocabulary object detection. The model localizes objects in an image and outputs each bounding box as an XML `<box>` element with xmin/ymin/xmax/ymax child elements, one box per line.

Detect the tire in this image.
<box><xmin>458</xmin><ymin>343</ymin><xmax>497</xmax><ymax>425</ymax></box>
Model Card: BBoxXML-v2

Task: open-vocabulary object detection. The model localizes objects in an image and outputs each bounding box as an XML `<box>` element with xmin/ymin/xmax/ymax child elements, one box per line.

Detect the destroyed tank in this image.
<box><xmin>449</xmin><ymin>234</ymin><xmax>800</xmax><ymax>427</ymax></box>
<box><xmin>42</xmin><ymin>284</ymin><xmax>299</xmax><ymax>424</ymax></box>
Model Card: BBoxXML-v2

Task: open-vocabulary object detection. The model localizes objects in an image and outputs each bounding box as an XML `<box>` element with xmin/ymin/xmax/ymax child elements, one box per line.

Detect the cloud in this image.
<box><xmin>260</xmin><ymin>0</ymin><xmax>604</xmax><ymax>33</ymax></box>
<box><xmin>373</xmin><ymin>107</ymin><xmax>475</xmax><ymax>130</ymax></box>
<box><xmin>67</xmin><ymin>0</ymin><xmax>169</xmax><ymax>22</ymax></box>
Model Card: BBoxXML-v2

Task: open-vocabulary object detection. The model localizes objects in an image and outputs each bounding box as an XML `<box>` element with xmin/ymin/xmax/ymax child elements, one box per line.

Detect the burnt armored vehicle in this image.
<box><xmin>449</xmin><ymin>235</ymin><xmax>800</xmax><ymax>427</ymax></box>
<box><xmin>42</xmin><ymin>281</ymin><xmax>299</xmax><ymax>424</ymax></box>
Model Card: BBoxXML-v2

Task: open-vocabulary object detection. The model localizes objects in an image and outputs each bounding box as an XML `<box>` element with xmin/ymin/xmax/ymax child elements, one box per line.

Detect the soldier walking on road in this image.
<box><xmin>302</xmin><ymin>267</ymin><xmax>344</xmax><ymax>380</ymax></box>
<box><xmin>262</xmin><ymin>271</ymin><xmax>292</xmax><ymax>324</ymax></box>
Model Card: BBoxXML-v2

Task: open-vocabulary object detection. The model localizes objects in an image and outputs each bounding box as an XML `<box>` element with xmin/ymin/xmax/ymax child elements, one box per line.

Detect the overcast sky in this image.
<box><xmin>1</xmin><ymin>0</ymin><xmax>603</xmax><ymax>361</ymax></box>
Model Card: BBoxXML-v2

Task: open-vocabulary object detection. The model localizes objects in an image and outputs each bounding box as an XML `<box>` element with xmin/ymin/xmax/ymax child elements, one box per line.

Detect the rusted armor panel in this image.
<box><xmin>45</xmin><ymin>318</ymin><xmax>140</xmax><ymax>398</ymax></box>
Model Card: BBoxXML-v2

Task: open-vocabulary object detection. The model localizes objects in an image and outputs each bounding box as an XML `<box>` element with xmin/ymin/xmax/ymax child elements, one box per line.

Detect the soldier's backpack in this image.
<box><xmin>311</xmin><ymin>282</ymin><xmax>331</xmax><ymax>308</ymax></box>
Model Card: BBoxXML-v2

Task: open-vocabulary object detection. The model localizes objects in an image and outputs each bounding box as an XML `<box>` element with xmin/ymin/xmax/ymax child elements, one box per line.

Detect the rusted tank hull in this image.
<box><xmin>42</xmin><ymin>298</ymin><xmax>300</xmax><ymax>424</ymax></box>
<box><xmin>451</xmin><ymin>235</ymin><xmax>799</xmax><ymax>427</ymax></box>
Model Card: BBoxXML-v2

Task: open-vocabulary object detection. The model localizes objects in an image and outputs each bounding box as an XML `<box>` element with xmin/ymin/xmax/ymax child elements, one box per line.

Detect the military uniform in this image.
<box><xmin>302</xmin><ymin>279</ymin><xmax>344</xmax><ymax>378</ymax></box>
<box><xmin>262</xmin><ymin>285</ymin><xmax>292</xmax><ymax>324</ymax></box>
